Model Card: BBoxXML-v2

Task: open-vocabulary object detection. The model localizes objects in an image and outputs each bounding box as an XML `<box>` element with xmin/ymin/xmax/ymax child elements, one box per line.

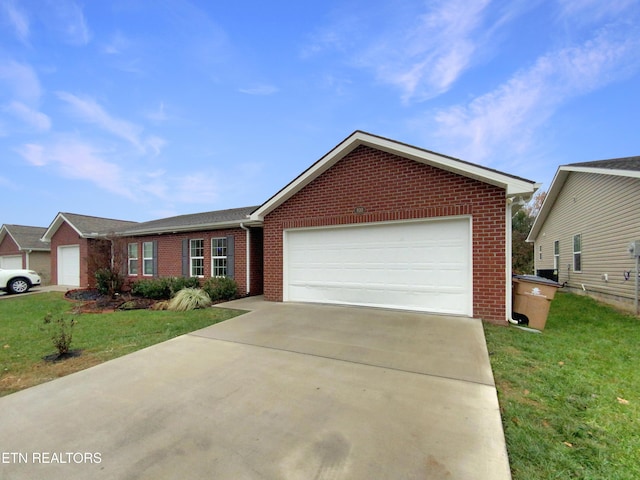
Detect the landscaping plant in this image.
<box><xmin>167</xmin><ymin>288</ymin><xmax>212</xmax><ymax>311</ymax></box>
<box><xmin>42</xmin><ymin>312</ymin><xmax>76</xmax><ymax>358</ymax></box>
<box><xmin>203</xmin><ymin>276</ymin><xmax>238</xmax><ymax>302</ymax></box>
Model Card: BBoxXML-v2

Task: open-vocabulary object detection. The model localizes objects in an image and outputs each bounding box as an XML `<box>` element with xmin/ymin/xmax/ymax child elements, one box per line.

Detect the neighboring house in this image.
<box><xmin>250</xmin><ymin>131</ymin><xmax>538</xmax><ymax>324</ymax></box>
<box><xmin>0</xmin><ymin>224</ymin><xmax>51</xmax><ymax>284</ymax></box>
<box><xmin>527</xmin><ymin>156</ymin><xmax>640</xmax><ymax>313</ymax></box>
<box><xmin>117</xmin><ymin>207</ymin><xmax>263</xmax><ymax>296</ymax></box>
<box><xmin>41</xmin><ymin>213</ymin><xmax>138</xmax><ymax>288</ymax></box>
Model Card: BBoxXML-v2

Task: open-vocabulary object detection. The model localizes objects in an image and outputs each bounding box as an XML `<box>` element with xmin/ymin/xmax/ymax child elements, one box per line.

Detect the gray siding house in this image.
<box><xmin>527</xmin><ymin>157</ymin><xmax>640</xmax><ymax>313</ymax></box>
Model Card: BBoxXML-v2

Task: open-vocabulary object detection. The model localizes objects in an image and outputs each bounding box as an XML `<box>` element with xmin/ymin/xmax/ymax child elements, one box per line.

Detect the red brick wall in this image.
<box><xmin>263</xmin><ymin>145</ymin><xmax>507</xmax><ymax>323</ymax></box>
<box><xmin>122</xmin><ymin>227</ymin><xmax>259</xmax><ymax>296</ymax></box>
<box><xmin>0</xmin><ymin>235</ymin><xmax>24</xmax><ymax>268</ymax></box>
<box><xmin>50</xmin><ymin>221</ymin><xmax>89</xmax><ymax>287</ymax></box>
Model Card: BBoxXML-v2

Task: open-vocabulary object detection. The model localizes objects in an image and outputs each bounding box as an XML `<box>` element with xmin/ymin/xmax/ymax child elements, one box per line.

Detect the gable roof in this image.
<box><xmin>0</xmin><ymin>224</ymin><xmax>50</xmax><ymax>251</ymax></box>
<box><xmin>527</xmin><ymin>155</ymin><xmax>640</xmax><ymax>242</ymax></box>
<box><xmin>250</xmin><ymin>130</ymin><xmax>539</xmax><ymax>221</ymax></box>
<box><xmin>41</xmin><ymin>213</ymin><xmax>138</xmax><ymax>242</ymax></box>
<box><xmin>118</xmin><ymin>206</ymin><xmax>259</xmax><ymax>236</ymax></box>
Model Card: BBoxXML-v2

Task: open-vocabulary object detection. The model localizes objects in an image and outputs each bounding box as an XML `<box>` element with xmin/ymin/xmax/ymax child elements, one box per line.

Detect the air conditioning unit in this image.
<box><xmin>628</xmin><ymin>241</ymin><xmax>640</xmax><ymax>258</ymax></box>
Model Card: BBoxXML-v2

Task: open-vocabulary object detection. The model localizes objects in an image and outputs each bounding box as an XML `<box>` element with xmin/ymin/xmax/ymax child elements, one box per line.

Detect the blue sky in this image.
<box><xmin>1</xmin><ymin>0</ymin><xmax>639</xmax><ymax>227</ymax></box>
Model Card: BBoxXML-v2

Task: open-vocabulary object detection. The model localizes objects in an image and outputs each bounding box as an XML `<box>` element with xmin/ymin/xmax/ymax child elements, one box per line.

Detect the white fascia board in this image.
<box><xmin>41</xmin><ymin>213</ymin><xmax>84</xmax><ymax>242</ymax></box>
<box><xmin>526</xmin><ymin>168</ymin><xmax>569</xmax><ymax>243</ymax></box>
<box><xmin>120</xmin><ymin>220</ymin><xmax>260</xmax><ymax>237</ymax></box>
<box><xmin>562</xmin><ymin>165</ymin><xmax>640</xmax><ymax>179</ymax></box>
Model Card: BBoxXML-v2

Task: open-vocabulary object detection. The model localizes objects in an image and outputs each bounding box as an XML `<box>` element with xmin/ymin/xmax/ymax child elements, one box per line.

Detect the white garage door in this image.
<box><xmin>58</xmin><ymin>245</ymin><xmax>80</xmax><ymax>286</ymax></box>
<box><xmin>284</xmin><ymin>218</ymin><xmax>472</xmax><ymax>315</ymax></box>
<box><xmin>0</xmin><ymin>255</ymin><xmax>23</xmax><ymax>269</ymax></box>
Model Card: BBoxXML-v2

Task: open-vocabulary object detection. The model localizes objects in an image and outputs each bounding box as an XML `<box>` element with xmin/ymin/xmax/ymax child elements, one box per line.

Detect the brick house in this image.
<box><xmin>250</xmin><ymin>131</ymin><xmax>538</xmax><ymax>324</ymax></box>
<box><xmin>35</xmin><ymin>131</ymin><xmax>537</xmax><ymax>324</ymax></box>
<box><xmin>117</xmin><ymin>207</ymin><xmax>263</xmax><ymax>296</ymax></box>
<box><xmin>41</xmin><ymin>213</ymin><xmax>137</xmax><ymax>288</ymax></box>
<box><xmin>0</xmin><ymin>224</ymin><xmax>51</xmax><ymax>284</ymax></box>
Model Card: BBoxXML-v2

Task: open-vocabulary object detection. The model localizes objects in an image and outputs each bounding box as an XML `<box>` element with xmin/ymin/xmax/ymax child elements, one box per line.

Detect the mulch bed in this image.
<box><xmin>64</xmin><ymin>289</ymin><xmax>156</xmax><ymax>313</ymax></box>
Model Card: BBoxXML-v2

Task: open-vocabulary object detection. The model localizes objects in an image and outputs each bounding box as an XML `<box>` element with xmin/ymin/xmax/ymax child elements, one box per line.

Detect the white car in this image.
<box><xmin>0</xmin><ymin>268</ymin><xmax>42</xmax><ymax>294</ymax></box>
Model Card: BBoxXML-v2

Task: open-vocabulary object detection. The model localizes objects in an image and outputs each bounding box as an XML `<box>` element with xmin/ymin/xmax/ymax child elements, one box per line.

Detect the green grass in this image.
<box><xmin>0</xmin><ymin>292</ymin><xmax>245</xmax><ymax>396</ymax></box>
<box><xmin>485</xmin><ymin>292</ymin><xmax>640</xmax><ymax>480</ymax></box>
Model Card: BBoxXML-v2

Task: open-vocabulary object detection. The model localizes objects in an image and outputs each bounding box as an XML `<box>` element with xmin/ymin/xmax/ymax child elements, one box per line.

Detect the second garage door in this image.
<box><xmin>284</xmin><ymin>217</ymin><xmax>472</xmax><ymax>315</ymax></box>
<box><xmin>57</xmin><ymin>245</ymin><xmax>80</xmax><ymax>286</ymax></box>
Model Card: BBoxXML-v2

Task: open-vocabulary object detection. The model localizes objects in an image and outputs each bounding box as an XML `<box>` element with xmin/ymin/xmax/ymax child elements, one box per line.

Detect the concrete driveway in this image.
<box><xmin>0</xmin><ymin>298</ymin><xmax>511</xmax><ymax>479</ymax></box>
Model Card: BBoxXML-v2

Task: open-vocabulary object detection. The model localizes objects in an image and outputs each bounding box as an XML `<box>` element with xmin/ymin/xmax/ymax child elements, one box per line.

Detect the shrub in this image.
<box><xmin>167</xmin><ymin>288</ymin><xmax>211</xmax><ymax>311</ymax></box>
<box><xmin>43</xmin><ymin>312</ymin><xmax>76</xmax><ymax>357</ymax></box>
<box><xmin>95</xmin><ymin>267</ymin><xmax>124</xmax><ymax>296</ymax></box>
<box><xmin>203</xmin><ymin>277</ymin><xmax>238</xmax><ymax>302</ymax></box>
<box><xmin>131</xmin><ymin>277</ymin><xmax>200</xmax><ymax>300</ymax></box>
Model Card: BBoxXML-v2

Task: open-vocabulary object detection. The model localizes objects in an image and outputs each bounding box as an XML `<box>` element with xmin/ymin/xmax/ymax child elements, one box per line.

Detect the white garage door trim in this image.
<box><xmin>57</xmin><ymin>245</ymin><xmax>80</xmax><ymax>287</ymax></box>
<box><xmin>283</xmin><ymin>217</ymin><xmax>473</xmax><ymax>315</ymax></box>
<box><xmin>0</xmin><ymin>255</ymin><xmax>23</xmax><ymax>269</ymax></box>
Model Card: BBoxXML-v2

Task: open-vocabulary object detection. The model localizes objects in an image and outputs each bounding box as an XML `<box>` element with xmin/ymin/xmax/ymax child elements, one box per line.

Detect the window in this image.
<box><xmin>553</xmin><ymin>240</ymin><xmax>559</xmax><ymax>271</ymax></box>
<box><xmin>143</xmin><ymin>241</ymin><xmax>154</xmax><ymax>276</ymax></box>
<box><xmin>573</xmin><ymin>234</ymin><xmax>582</xmax><ymax>272</ymax></box>
<box><xmin>539</xmin><ymin>245</ymin><xmax>543</xmax><ymax>261</ymax></box>
<box><xmin>212</xmin><ymin>237</ymin><xmax>227</xmax><ymax>277</ymax></box>
<box><xmin>190</xmin><ymin>239</ymin><xmax>204</xmax><ymax>277</ymax></box>
<box><xmin>128</xmin><ymin>243</ymin><xmax>138</xmax><ymax>275</ymax></box>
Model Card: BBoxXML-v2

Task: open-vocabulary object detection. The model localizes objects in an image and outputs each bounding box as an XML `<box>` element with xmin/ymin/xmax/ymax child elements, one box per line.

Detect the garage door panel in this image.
<box><xmin>285</xmin><ymin>219</ymin><xmax>472</xmax><ymax>315</ymax></box>
<box><xmin>0</xmin><ymin>255</ymin><xmax>23</xmax><ymax>269</ymax></box>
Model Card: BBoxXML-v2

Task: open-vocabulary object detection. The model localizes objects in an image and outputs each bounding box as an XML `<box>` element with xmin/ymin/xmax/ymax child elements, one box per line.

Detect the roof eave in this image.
<box><xmin>119</xmin><ymin>219</ymin><xmax>262</xmax><ymax>237</ymax></box>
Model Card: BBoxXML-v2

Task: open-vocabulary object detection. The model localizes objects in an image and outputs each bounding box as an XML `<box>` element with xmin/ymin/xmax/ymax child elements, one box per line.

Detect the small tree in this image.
<box><xmin>512</xmin><ymin>191</ymin><xmax>546</xmax><ymax>275</ymax></box>
<box><xmin>43</xmin><ymin>312</ymin><xmax>76</xmax><ymax>358</ymax></box>
<box><xmin>88</xmin><ymin>234</ymin><xmax>127</xmax><ymax>297</ymax></box>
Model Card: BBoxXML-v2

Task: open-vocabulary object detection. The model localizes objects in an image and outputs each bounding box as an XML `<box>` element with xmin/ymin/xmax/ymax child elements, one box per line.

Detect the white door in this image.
<box><xmin>284</xmin><ymin>218</ymin><xmax>472</xmax><ymax>315</ymax></box>
<box><xmin>0</xmin><ymin>255</ymin><xmax>23</xmax><ymax>269</ymax></box>
<box><xmin>58</xmin><ymin>245</ymin><xmax>80</xmax><ymax>286</ymax></box>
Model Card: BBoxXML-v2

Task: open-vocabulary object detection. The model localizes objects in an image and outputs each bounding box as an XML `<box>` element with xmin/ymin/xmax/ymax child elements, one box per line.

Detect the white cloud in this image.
<box><xmin>556</xmin><ymin>0</ymin><xmax>637</xmax><ymax>22</ymax></box>
<box><xmin>0</xmin><ymin>61</ymin><xmax>42</xmax><ymax>102</ymax></box>
<box><xmin>46</xmin><ymin>0</ymin><xmax>90</xmax><ymax>46</ymax></box>
<box><xmin>238</xmin><ymin>84</ymin><xmax>279</xmax><ymax>96</ymax></box>
<box><xmin>424</xmin><ymin>25</ymin><xmax>640</xmax><ymax>163</ymax></box>
<box><xmin>102</xmin><ymin>31</ymin><xmax>130</xmax><ymax>55</ymax></box>
<box><xmin>5</xmin><ymin>101</ymin><xmax>51</xmax><ymax>131</ymax></box>
<box><xmin>1</xmin><ymin>0</ymin><xmax>29</xmax><ymax>43</ymax></box>
<box><xmin>56</xmin><ymin>92</ymin><xmax>165</xmax><ymax>155</ymax></box>
<box><xmin>16</xmin><ymin>139</ymin><xmax>135</xmax><ymax>199</ymax></box>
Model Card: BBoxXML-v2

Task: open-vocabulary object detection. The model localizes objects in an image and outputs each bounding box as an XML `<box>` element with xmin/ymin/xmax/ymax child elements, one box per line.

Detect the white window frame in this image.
<box><xmin>190</xmin><ymin>239</ymin><xmax>204</xmax><ymax>277</ymax></box>
<box><xmin>211</xmin><ymin>237</ymin><xmax>227</xmax><ymax>277</ymax></box>
<box><xmin>143</xmin><ymin>241</ymin><xmax>154</xmax><ymax>276</ymax></box>
<box><xmin>553</xmin><ymin>240</ymin><xmax>559</xmax><ymax>271</ymax></box>
<box><xmin>573</xmin><ymin>234</ymin><xmax>582</xmax><ymax>272</ymax></box>
<box><xmin>128</xmin><ymin>243</ymin><xmax>138</xmax><ymax>276</ymax></box>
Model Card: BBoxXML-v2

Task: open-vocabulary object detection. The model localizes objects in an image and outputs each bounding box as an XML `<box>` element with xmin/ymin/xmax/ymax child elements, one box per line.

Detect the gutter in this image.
<box><xmin>240</xmin><ymin>223</ymin><xmax>250</xmax><ymax>295</ymax></box>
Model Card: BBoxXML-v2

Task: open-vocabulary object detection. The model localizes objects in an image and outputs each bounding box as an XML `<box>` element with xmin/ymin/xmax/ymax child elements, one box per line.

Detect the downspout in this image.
<box><xmin>25</xmin><ymin>249</ymin><xmax>32</xmax><ymax>269</ymax></box>
<box><xmin>240</xmin><ymin>223</ymin><xmax>250</xmax><ymax>295</ymax></box>
<box><xmin>506</xmin><ymin>197</ymin><xmax>524</xmax><ymax>324</ymax></box>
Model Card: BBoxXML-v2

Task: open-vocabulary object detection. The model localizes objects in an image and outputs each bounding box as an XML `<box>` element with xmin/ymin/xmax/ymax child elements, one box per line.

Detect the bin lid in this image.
<box><xmin>512</xmin><ymin>275</ymin><xmax>561</xmax><ymax>287</ymax></box>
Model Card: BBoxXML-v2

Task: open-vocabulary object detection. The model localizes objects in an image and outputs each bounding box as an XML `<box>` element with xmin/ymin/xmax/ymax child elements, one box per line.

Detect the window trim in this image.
<box><xmin>142</xmin><ymin>241</ymin><xmax>154</xmax><ymax>276</ymax></box>
<box><xmin>211</xmin><ymin>237</ymin><xmax>228</xmax><ymax>277</ymax></box>
<box><xmin>553</xmin><ymin>240</ymin><xmax>559</xmax><ymax>271</ymax></box>
<box><xmin>190</xmin><ymin>238</ymin><xmax>205</xmax><ymax>278</ymax></box>
<box><xmin>573</xmin><ymin>234</ymin><xmax>582</xmax><ymax>272</ymax></box>
<box><xmin>128</xmin><ymin>243</ymin><xmax>138</xmax><ymax>276</ymax></box>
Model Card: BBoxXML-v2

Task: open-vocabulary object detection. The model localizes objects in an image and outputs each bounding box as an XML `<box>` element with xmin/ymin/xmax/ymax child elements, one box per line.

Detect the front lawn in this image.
<box><xmin>0</xmin><ymin>292</ymin><xmax>244</xmax><ymax>397</ymax></box>
<box><xmin>485</xmin><ymin>292</ymin><xmax>640</xmax><ymax>479</ymax></box>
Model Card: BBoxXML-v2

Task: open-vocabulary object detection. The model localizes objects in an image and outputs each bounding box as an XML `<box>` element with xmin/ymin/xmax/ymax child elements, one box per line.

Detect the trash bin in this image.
<box><xmin>512</xmin><ymin>275</ymin><xmax>562</xmax><ymax>330</ymax></box>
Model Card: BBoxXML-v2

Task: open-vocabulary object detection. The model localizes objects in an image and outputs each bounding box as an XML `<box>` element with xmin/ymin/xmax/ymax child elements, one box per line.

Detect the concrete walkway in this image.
<box><xmin>0</xmin><ymin>298</ymin><xmax>511</xmax><ymax>479</ymax></box>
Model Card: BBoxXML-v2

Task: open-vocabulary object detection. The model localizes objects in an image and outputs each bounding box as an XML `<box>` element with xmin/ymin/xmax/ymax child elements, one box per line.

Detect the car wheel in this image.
<box><xmin>8</xmin><ymin>278</ymin><xmax>30</xmax><ymax>294</ymax></box>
